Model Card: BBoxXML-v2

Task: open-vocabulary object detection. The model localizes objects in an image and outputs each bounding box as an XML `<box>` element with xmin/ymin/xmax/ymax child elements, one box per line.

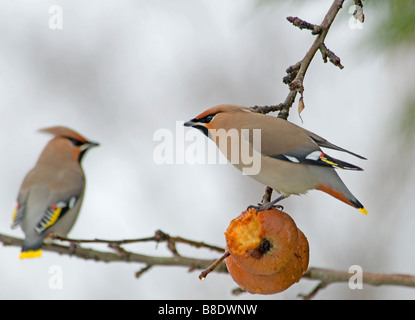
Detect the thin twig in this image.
<box><xmin>280</xmin><ymin>0</ymin><xmax>345</xmax><ymax>119</ymax></box>
<box><xmin>283</xmin><ymin>62</ymin><xmax>301</xmax><ymax>84</ymax></box>
<box><xmin>199</xmin><ymin>251</ymin><xmax>230</xmax><ymax>280</ymax></box>
<box><xmin>158</xmin><ymin>231</ymin><xmax>224</xmax><ymax>253</ymax></box>
<box><xmin>135</xmin><ymin>265</ymin><xmax>153</xmax><ymax>278</ymax></box>
<box><xmin>255</xmin><ymin>0</ymin><xmax>346</xmax><ymax>120</ymax></box>
<box><xmin>298</xmin><ymin>281</ymin><xmax>329</xmax><ymax>300</ymax></box>
<box><xmin>319</xmin><ymin>43</ymin><xmax>344</xmax><ymax>69</ymax></box>
<box><xmin>286</xmin><ymin>16</ymin><xmax>321</xmax><ymax>34</ymax></box>
<box><xmin>51</xmin><ymin>229</ymin><xmax>224</xmax><ymax>253</ymax></box>
<box><xmin>251</xmin><ymin>104</ymin><xmax>283</xmax><ymax>114</ymax></box>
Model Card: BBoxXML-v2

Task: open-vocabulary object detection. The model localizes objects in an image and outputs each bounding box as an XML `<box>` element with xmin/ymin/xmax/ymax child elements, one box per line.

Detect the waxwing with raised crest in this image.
<box><xmin>184</xmin><ymin>104</ymin><xmax>367</xmax><ymax>214</ymax></box>
<box><xmin>11</xmin><ymin>126</ymin><xmax>99</xmax><ymax>259</ymax></box>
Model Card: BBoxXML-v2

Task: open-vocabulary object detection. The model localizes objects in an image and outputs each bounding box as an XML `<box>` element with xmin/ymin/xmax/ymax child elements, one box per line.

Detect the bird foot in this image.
<box><xmin>247</xmin><ymin>203</ymin><xmax>284</xmax><ymax>212</ymax></box>
<box><xmin>247</xmin><ymin>195</ymin><xmax>286</xmax><ymax>212</ymax></box>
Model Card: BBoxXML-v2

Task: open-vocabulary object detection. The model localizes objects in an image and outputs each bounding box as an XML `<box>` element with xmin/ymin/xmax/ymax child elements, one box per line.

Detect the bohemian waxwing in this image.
<box><xmin>11</xmin><ymin>126</ymin><xmax>99</xmax><ymax>259</ymax></box>
<box><xmin>184</xmin><ymin>104</ymin><xmax>367</xmax><ymax>214</ymax></box>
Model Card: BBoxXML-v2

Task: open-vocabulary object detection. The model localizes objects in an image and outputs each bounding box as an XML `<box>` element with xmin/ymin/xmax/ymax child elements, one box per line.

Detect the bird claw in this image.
<box><xmin>247</xmin><ymin>195</ymin><xmax>286</xmax><ymax>212</ymax></box>
<box><xmin>247</xmin><ymin>202</ymin><xmax>284</xmax><ymax>213</ymax></box>
<box><xmin>246</xmin><ymin>203</ymin><xmax>261</xmax><ymax>211</ymax></box>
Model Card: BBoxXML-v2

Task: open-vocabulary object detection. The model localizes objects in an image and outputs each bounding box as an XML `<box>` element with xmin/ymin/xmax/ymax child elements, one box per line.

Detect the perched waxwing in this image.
<box><xmin>184</xmin><ymin>104</ymin><xmax>367</xmax><ymax>214</ymax></box>
<box><xmin>11</xmin><ymin>126</ymin><xmax>99</xmax><ymax>259</ymax></box>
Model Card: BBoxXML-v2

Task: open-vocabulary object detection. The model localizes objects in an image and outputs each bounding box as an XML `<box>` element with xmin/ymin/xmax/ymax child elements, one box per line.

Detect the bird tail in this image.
<box><xmin>20</xmin><ymin>240</ymin><xmax>43</xmax><ymax>259</ymax></box>
<box><xmin>316</xmin><ymin>184</ymin><xmax>367</xmax><ymax>215</ymax></box>
<box><xmin>20</xmin><ymin>250</ymin><xmax>42</xmax><ymax>259</ymax></box>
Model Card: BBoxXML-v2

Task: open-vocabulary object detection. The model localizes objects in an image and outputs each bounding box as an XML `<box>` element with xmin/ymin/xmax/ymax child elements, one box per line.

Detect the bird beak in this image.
<box><xmin>184</xmin><ymin>119</ymin><xmax>197</xmax><ymax>127</ymax></box>
<box><xmin>81</xmin><ymin>141</ymin><xmax>100</xmax><ymax>151</ymax></box>
<box><xmin>184</xmin><ymin>119</ymin><xmax>209</xmax><ymax>137</ymax></box>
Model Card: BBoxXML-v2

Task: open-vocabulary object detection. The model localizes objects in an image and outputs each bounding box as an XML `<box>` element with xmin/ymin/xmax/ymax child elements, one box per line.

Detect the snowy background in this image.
<box><xmin>1</xmin><ymin>0</ymin><xmax>414</xmax><ymax>299</ymax></box>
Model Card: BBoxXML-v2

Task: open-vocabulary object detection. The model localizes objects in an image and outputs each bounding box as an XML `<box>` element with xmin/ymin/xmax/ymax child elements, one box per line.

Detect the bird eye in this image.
<box><xmin>68</xmin><ymin>138</ymin><xmax>84</xmax><ymax>147</ymax></box>
<box><xmin>202</xmin><ymin>113</ymin><xmax>216</xmax><ymax>123</ymax></box>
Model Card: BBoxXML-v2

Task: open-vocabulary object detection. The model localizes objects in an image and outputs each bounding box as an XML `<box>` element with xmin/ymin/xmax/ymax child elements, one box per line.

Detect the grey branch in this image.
<box><xmin>1</xmin><ymin>232</ymin><xmax>415</xmax><ymax>299</ymax></box>
<box><xmin>253</xmin><ymin>0</ymin><xmax>346</xmax><ymax>120</ymax></box>
<box><xmin>0</xmin><ymin>232</ymin><xmax>227</xmax><ymax>273</ymax></box>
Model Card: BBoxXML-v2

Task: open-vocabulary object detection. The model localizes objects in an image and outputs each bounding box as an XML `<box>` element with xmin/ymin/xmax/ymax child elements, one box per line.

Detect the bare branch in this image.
<box><xmin>251</xmin><ymin>104</ymin><xmax>283</xmax><ymax>114</ymax></box>
<box><xmin>304</xmin><ymin>267</ymin><xmax>415</xmax><ymax>289</ymax></box>
<box><xmin>298</xmin><ymin>281</ymin><xmax>329</xmax><ymax>300</ymax></box>
<box><xmin>51</xmin><ymin>229</ymin><xmax>224</xmax><ymax>254</ymax></box>
<box><xmin>254</xmin><ymin>0</ymin><xmax>346</xmax><ymax>120</ymax></box>
<box><xmin>2</xmin><ymin>232</ymin><xmax>415</xmax><ymax>298</ymax></box>
<box><xmin>135</xmin><ymin>265</ymin><xmax>153</xmax><ymax>278</ymax></box>
<box><xmin>199</xmin><ymin>251</ymin><xmax>230</xmax><ymax>280</ymax></box>
<box><xmin>282</xmin><ymin>62</ymin><xmax>301</xmax><ymax>85</ymax></box>
<box><xmin>319</xmin><ymin>43</ymin><xmax>344</xmax><ymax>69</ymax></box>
<box><xmin>0</xmin><ymin>232</ymin><xmax>227</xmax><ymax>273</ymax></box>
<box><xmin>286</xmin><ymin>16</ymin><xmax>321</xmax><ymax>35</ymax></box>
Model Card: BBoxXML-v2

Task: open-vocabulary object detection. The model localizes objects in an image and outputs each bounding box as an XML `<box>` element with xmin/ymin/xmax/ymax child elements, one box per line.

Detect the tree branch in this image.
<box><xmin>304</xmin><ymin>267</ymin><xmax>415</xmax><ymax>288</ymax></box>
<box><xmin>300</xmin><ymin>267</ymin><xmax>415</xmax><ymax>300</ymax></box>
<box><xmin>0</xmin><ymin>232</ymin><xmax>227</xmax><ymax>274</ymax></box>
<box><xmin>253</xmin><ymin>0</ymin><xmax>346</xmax><ymax>120</ymax></box>
<box><xmin>2</xmin><ymin>232</ymin><xmax>415</xmax><ymax>299</ymax></box>
<box><xmin>50</xmin><ymin>229</ymin><xmax>224</xmax><ymax>254</ymax></box>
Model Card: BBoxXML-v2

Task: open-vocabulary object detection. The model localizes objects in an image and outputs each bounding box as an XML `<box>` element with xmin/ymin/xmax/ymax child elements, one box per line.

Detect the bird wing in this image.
<box><xmin>270</xmin><ymin>149</ymin><xmax>364</xmax><ymax>171</ymax></box>
<box><xmin>11</xmin><ymin>202</ymin><xmax>25</xmax><ymax>229</ymax></box>
<box><xmin>34</xmin><ymin>196</ymin><xmax>80</xmax><ymax>234</ymax></box>
<box><xmin>13</xmin><ymin>166</ymin><xmax>85</xmax><ymax>233</ymax></box>
<box><xmin>303</xmin><ymin>128</ymin><xmax>367</xmax><ymax>160</ymax></box>
<box><xmin>239</xmin><ymin>113</ymin><xmax>365</xmax><ymax>171</ymax></box>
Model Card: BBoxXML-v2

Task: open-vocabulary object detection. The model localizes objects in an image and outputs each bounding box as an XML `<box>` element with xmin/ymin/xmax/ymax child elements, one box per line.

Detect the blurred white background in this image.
<box><xmin>1</xmin><ymin>0</ymin><xmax>414</xmax><ymax>300</ymax></box>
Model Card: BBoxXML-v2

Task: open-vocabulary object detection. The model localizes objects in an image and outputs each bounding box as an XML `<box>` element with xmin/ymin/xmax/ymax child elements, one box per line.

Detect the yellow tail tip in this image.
<box><xmin>19</xmin><ymin>250</ymin><xmax>43</xmax><ymax>259</ymax></box>
<box><xmin>358</xmin><ymin>207</ymin><xmax>368</xmax><ymax>215</ymax></box>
